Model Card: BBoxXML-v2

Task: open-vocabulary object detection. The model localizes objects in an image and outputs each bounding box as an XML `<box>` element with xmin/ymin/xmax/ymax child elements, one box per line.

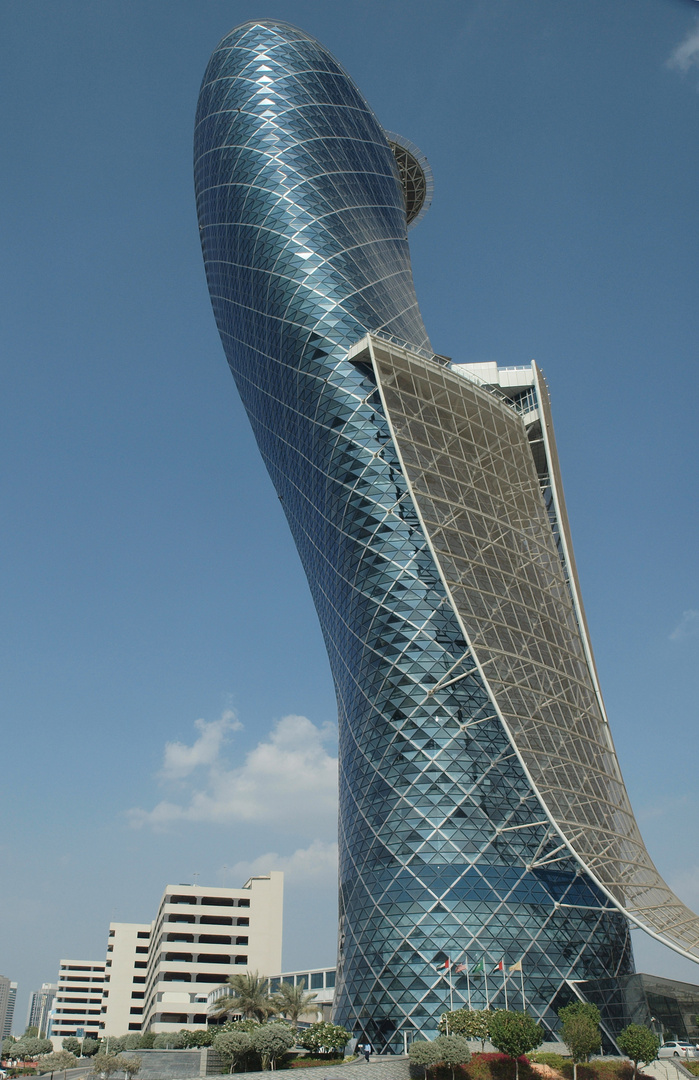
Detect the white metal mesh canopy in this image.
<box><xmin>356</xmin><ymin>334</ymin><xmax>699</xmax><ymax>963</ymax></box>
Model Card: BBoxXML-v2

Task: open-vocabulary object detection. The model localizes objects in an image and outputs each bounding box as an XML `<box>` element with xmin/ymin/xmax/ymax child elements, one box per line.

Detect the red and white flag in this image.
<box><xmin>443</xmin><ymin>958</ymin><xmax>451</xmax><ymax>970</ymax></box>
<box><xmin>494</xmin><ymin>959</ymin><xmax>504</xmax><ymax>971</ymax></box>
<box><xmin>455</xmin><ymin>964</ymin><xmax>466</xmax><ymax>973</ymax></box>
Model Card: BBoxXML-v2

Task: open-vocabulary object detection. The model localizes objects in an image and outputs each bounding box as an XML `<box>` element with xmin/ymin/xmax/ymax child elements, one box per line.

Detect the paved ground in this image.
<box><xmin>205</xmin><ymin>1059</ymin><xmax>411</xmax><ymax>1080</ymax></box>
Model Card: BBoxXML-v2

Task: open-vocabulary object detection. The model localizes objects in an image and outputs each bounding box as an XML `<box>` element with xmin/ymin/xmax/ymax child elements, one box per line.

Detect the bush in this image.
<box><xmin>250</xmin><ymin>1024</ymin><xmax>295</xmax><ymax>1070</ymax></box>
<box><xmin>297</xmin><ymin>1023</ymin><xmax>351</xmax><ymax>1056</ymax></box>
<box><xmin>529</xmin><ymin>1054</ymin><xmax>570</xmax><ymax>1068</ymax></box>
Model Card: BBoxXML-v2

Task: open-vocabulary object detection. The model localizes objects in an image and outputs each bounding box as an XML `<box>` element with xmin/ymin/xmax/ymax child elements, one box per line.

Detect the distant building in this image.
<box><xmin>49</xmin><ymin>961</ymin><xmax>105</xmax><ymax>1046</ymax></box>
<box><xmin>26</xmin><ymin>983</ymin><xmax>57</xmax><ymax>1037</ymax></box>
<box><xmin>269</xmin><ymin>968</ymin><xmax>335</xmax><ymax>1023</ymax></box>
<box><xmin>0</xmin><ymin>977</ymin><xmax>17</xmax><ymax>1039</ymax></box>
<box><xmin>99</xmin><ymin>872</ymin><xmax>283</xmax><ymax>1036</ymax></box>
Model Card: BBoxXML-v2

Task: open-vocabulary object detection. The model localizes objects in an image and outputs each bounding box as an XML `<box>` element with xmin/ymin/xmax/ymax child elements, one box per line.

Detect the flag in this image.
<box><xmin>509</xmin><ymin>960</ymin><xmax>523</xmax><ymax>973</ymax></box>
<box><xmin>494</xmin><ymin>959</ymin><xmax>504</xmax><ymax>972</ymax></box>
<box><xmin>455</xmin><ymin>964</ymin><xmax>466</xmax><ymax>973</ymax></box>
<box><xmin>472</xmin><ymin>959</ymin><xmax>484</xmax><ymax>974</ymax></box>
<box><xmin>436</xmin><ymin>957</ymin><xmax>450</xmax><ymax>970</ymax></box>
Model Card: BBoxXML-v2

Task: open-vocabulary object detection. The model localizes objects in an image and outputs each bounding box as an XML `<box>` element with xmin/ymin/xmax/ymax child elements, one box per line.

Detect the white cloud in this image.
<box><xmin>667</xmin><ymin>21</ymin><xmax>699</xmax><ymax>76</ymax></box>
<box><xmin>669</xmin><ymin>609</ymin><xmax>699</xmax><ymax>641</ymax></box>
<box><xmin>159</xmin><ymin>711</ymin><xmax>241</xmax><ymax>780</ymax></box>
<box><xmin>224</xmin><ymin>840</ymin><xmax>338</xmax><ymax>884</ymax></box>
<box><xmin>129</xmin><ymin>713</ymin><xmax>338</xmax><ymax>834</ymax></box>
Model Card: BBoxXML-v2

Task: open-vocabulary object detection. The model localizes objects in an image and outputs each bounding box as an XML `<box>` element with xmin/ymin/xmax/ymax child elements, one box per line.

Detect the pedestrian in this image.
<box><xmin>364</xmin><ymin>1042</ymin><xmax>371</xmax><ymax>1062</ymax></box>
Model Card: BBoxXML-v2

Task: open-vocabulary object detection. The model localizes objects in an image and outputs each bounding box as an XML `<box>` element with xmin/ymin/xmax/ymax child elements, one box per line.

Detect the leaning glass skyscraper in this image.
<box><xmin>195</xmin><ymin>20</ymin><xmax>699</xmax><ymax>1053</ymax></box>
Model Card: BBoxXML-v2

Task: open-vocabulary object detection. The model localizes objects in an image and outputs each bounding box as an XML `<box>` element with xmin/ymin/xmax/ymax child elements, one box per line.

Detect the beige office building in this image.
<box><xmin>99</xmin><ymin>872</ymin><xmax>283</xmax><ymax>1036</ymax></box>
<box><xmin>49</xmin><ymin>960</ymin><xmax>105</xmax><ymax>1046</ymax></box>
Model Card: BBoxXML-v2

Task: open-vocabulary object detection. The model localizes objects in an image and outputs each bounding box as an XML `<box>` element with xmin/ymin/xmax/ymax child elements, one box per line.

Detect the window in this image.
<box><xmin>168</xmin><ymin>914</ymin><xmax>195</xmax><ymax>923</ymax></box>
<box><xmin>235</xmin><ymin>937</ymin><xmax>248</xmax><ymax>946</ymax></box>
<box><xmin>163</xmin><ymin>972</ymin><xmax>191</xmax><ymax>982</ymax></box>
<box><xmin>128</xmin><ymin>1024</ymin><xmax>141</xmax><ymax>1031</ymax></box>
<box><xmin>135</xmin><ymin>946</ymin><xmax>148</xmax><ymax>954</ymax></box>
<box><xmin>199</xmin><ymin>915</ymin><xmax>232</xmax><ymax>926</ymax></box>
<box><xmin>236</xmin><ymin>917</ymin><xmax>249</xmax><ymax>926</ymax></box>
<box><xmin>134</xmin><ymin>962</ymin><xmax>147</xmax><ymax>969</ymax></box>
<box><xmin>201</xmin><ymin>896</ymin><xmax>234</xmax><ymax>906</ymax></box>
<box><xmin>160</xmin><ymin>1013</ymin><xmax>188</xmax><ymax>1024</ymax></box>
<box><xmin>234</xmin><ymin>955</ymin><xmax>248</xmax><ymax>965</ymax></box>
<box><xmin>238</xmin><ymin>899</ymin><xmax>250</xmax><ymax>907</ymax></box>
<box><xmin>165</xmin><ymin>953</ymin><xmax>193</xmax><ymax>963</ymax></box>
<box><xmin>311</xmin><ymin>972</ymin><xmax>323</xmax><ymax>989</ymax></box>
<box><xmin>131</xmin><ymin>992</ymin><xmax>145</xmax><ymax>1000</ymax></box>
<box><xmin>325</xmin><ymin>971</ymin><xmax>335</xmax><ymax>988</ymax></box>
<box><xmin>198</xmin><ymin>934</ymin><xmax>231</xmax><ymax>945</ymax></box>
<box><xmin>197</xmin><ymin>954</ymin><xmax>230</xmax><ymax>964</ymax></box>
<box><xmin>193</xmin><ymin>1014</ymin><xmax>207</xmax><ymax>1023</ymax></box>
<box><xmin>167</xmin><ymin>933</ymin><xmax>194</xmax><ymax>943</ymax></box>
<box><xmin>195</xmin><ymin>973</ymin><xmax>224</xmax><ymax>983</ymax></box>
<box><xmin>129</xmin><ymin>1007</ymin><xmax>143</xmax><ymax>1015</ymax></box>
<box><xmin>137</xmin><ymin>931</ymin><xmax>150</xmax><ymax>939</ymax></box>
<box><xmin>168</xmin><ymin>895</ymin><xmax>197</xmax><ymax>904</ymax></box>
<box><xmin>109</xmin><ymin>931</ymin><xmax>115</xmax><ymax>938</ymax></box>
<box><xmin>133</xmin><ymin>977</ymin><xmax>146</xmax><ymax>984</ymax></box>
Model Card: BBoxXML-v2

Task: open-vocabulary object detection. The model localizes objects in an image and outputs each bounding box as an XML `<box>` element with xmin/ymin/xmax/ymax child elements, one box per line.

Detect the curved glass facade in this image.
<box><xmin>195</xmin><ymin>20</ymin><xmax>697</xmax><ymax>1053</ymax></box>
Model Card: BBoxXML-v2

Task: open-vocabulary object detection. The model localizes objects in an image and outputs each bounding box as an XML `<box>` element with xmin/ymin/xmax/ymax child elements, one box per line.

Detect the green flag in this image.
<box><xmin>472</xmin><ymin>958</ymin><xmax>484</xmax><ymax>974</ymax></box>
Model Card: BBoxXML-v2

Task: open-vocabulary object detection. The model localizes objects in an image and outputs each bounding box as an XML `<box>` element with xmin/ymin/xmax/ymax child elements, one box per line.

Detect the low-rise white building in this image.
<box><xmin>50</xmin><ymin>960</ymin><xmax>105</xmax><ymax>1046</ymax></box>
<box><xmin>98</xmin><ymin>872</ymin><xmax>283</xmax><ymax>1036</ymax></box>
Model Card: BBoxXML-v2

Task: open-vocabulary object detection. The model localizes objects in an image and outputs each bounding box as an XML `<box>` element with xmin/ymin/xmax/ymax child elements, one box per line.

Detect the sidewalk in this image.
<box><xmin>205</xmin><ymin>1059</ymin><xmax>411</xmax><ymax>1080</ymax></box>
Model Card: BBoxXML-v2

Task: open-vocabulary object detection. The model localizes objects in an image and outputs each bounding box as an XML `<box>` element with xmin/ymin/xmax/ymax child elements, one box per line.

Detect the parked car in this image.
<box><xmin>658</xmin><ymin>1042</ymin><xmax>699</xmax><ymax>1059</ymax></box>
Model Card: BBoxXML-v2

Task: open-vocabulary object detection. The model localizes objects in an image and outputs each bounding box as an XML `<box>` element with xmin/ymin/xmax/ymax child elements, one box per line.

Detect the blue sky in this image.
<box><xmin>1</xmin><ymin>0</ymin><xmax>698</xmax><ymax>1030</ymax></box>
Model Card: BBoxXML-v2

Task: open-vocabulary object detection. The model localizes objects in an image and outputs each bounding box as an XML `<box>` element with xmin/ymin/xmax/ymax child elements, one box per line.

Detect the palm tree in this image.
<box><xmin>209</xmin><ymin>971</ymin><xmax>276</xmax><ymax>1022</ymax></box>
<box><xmin>272</xmin><ymin>980</ymin><xmax>319</xmax><ymax>1027</ymax></box>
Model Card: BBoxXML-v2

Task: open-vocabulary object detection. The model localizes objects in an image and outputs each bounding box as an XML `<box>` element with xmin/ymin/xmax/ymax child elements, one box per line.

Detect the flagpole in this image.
<box><xmin>520</xmin><ymin>965</ymin><xmax>525</xmax><ymax>1011</ymax></box>
<box><xmin>502</xmin><ymin>961</ymin><xmax>508</xmax><ymax>1010</ymax></box>
<box><xmin>466</xmin><ymin>958</ymin><xmax>471</xmax><ymax>1011</ymax></box>
<box><xmin>449</xmin><ymin>962</ymin><xmax>454</xmax><ymax>1014</ymax></box>
<box><xmin>483</xmin><ymin>960</ymin><xmax>489</xmax><ymax>1010</ymax></box>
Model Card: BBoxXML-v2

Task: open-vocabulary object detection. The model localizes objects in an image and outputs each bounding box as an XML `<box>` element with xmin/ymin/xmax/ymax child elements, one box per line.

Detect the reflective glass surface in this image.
<box><xmin>195</xmin><ymin>20</ymin><xmax>634</xmax><ymax>1052</ymax></box>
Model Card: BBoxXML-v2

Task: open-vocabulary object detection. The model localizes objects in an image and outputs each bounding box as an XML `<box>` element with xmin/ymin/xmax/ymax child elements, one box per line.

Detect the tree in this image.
<box><xmin>488</xmin><ymin>1010</ymin><xmax>545</xmax><ymax>1080</ymax></box>
<box><xmin>115</xmin><ymin>1054</ymin><xmax>141</xmax><ymax>1080</ymax></box>
<box><xmin>25</xmin><ymin>1028</ymin><xmax>40</xmax><ymax>1039</ymax></box>
<box><xmin>82</xmin><ymin>1039</ymin><xmax>101</xmax><ymax>1057</ymax></box>
<box><xmin>616</xmin><ymin>1025</ymin><xmax>661</xmax><ymax>1079</ymax></box>
<box><xmin>558</xmin><ymin>1003</ymin><xmax>601</xmax><ymax>1080</ymax></box>
<box><xmin>210</xmin><ymin>972</ymin><xmax>276</xmax><ymax>1023</ymax></box>
<box><xmin>61</xmin><ymin>1039</ymin><xmax>81</xmax><ymax>1055</ymax></box>
<box><xmin>272</xmin><ymin>981</ymin><xmax>318</xmax><ymax>1027</ymax></box>
<box><xmin>409</xmin><ymin>1039</ymin><xmax>440</xmax><ymax>1079</ymax></box>
<box><xmin>297</xmin><ymin>1022</ymin><xmax>352</xmax><ymax>1057</ymax></box>
<box><xmin>249</xmin><ymin>1024</ymin><xmax>295</xmax><ymax>1071</ymax></box>
<box><xmin>213</xmin><ymin>1030</ymin><xmax>252</xmax><ymax>1073</ymax></box>
<box><xmin>92</xmin><ymin>1053</ymin><xmax>121</xmax><ymax>1079</ymax></box>
<box><xmin>40</xmin><ymin>1050</ymin><xmax>78</xmax><ymax>1079</ymax></box>
<box><xmin>432</xmin><ymin>1035</ymin><xmax>471</xmax><ymax>1080</ymax></box>
<box><xmin>438</xmin><ymin>1010</ymin><xmax>492</xmax><ymax>1051</ymax></box>
<box><xmin>2</xmin><ymin>1036</ymin><xmax>17</xmax><ymax>1057</ymax></box>
<box><xmin>138</xmin><ymin>1034</ymin><xmax>156</xmax><ymax>1050</ymax></box>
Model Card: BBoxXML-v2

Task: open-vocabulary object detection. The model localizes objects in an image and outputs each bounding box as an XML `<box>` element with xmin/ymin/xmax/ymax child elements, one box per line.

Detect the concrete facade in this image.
<box><xmin>50</xmin><ymin>960</ymin><xmax>105</xmax><ymax>1046</ymax></box>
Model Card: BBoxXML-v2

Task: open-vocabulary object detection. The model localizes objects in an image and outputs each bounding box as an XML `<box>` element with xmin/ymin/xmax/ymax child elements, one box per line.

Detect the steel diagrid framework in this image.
<box><xmin>194</xmin><ymin>20</ymin><xmax>699</xmax><ymax>1052</ymax></box>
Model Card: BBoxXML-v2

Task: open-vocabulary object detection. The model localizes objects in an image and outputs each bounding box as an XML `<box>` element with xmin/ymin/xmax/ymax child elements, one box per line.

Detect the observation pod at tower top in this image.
<box><xmin>195</xmin><ymin>19</ymin><xmax>699</xmax><ymax>1052</ymax></box>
